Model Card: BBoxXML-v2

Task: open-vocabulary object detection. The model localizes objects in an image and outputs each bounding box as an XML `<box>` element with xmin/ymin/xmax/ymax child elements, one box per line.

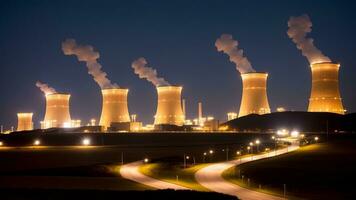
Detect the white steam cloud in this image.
<box><xmin>36</xmin><ymin>81</ymin><xmax>57</xmax><ymax>95</ymax></box>
<box><xmin>131</xmin><ymin>57</ymin><xmax>170</xmax><ymax>87</ymax></box>
<box><xmin>61</xmin><ymin>39</ymin><xmax>118</xmax><ymax>89</ymax></box>
<box><xmin>215</xmin><ymin>34</ymin><xmax>255</xmax><ymax>74</ymax></box>
<box><xmin>287</xmin><ymin>14</ymin><xmax>331</xmax><ymax>64</ymax></box>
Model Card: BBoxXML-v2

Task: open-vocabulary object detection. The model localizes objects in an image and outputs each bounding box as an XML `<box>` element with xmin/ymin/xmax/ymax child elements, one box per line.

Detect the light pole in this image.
<box><xmin>255</xmin><ymin>139</ymin><xmax>260</xmax><ymax>152</ymax></box>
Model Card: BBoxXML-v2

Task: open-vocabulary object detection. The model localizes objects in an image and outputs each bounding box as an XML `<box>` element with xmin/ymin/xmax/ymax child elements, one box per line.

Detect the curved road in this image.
<box><xmin>195</xmin><ymin>144</ymin><xmax>299</xmax><ymax>200</ymax></box>
<box><xmin>120</xmin><ymin>161</ymin><xmax>188</xmax><ymax>190</ymax></box>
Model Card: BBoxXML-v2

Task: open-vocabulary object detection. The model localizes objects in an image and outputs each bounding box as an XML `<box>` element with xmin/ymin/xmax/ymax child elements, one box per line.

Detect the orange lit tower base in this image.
<box><xmin>17</xmin><ymin>113</ymin><xmax>34</xmax><ymax>131</ymax></box>
<box><xmin>238</xmin><ymin>72</ymin><xmax>271</xmax><ymax>117</ymax></box>
<box><xmin>308</xmin><ymin>62</ymin><xmax>345</xmax><ymax>114</ymax></box>
<box><xmin>154</xmin><ymin>86</ymin><xmax>185</xmax><ymax>126</ymax></box>
<box><xmin>99</xmin><ymin>88</ymin><xmax>131</xmax><ymax>129</ymax></box>
<box><xmin>43</xmin><ymin>93</ymin><xmax>71</xmax><ymax>128</ymax></box>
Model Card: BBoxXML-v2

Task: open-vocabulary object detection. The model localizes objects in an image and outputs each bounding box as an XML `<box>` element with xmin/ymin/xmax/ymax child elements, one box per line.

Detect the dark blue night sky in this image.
<box><xmin>0</xmin><ymin>0</ymin><xmax>355</xmax><ymax>128</ymax></box>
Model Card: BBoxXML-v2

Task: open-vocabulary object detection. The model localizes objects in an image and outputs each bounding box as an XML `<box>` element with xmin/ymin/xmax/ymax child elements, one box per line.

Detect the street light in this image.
<box><xmin>144</xmin><ymin>158</ymin><xmax>149</xmax><ymax>163</ymax></box>
<box><xmin>314</xmin><ymin>136</ymin><xmax>319</xmax><ymax>142</ymax></box>
<box><xmin>209</xmin><ymin>150</ymin><xmax>214</xmax><ymax>154</ymax></box>
<box><xmin>236</xmin><ymin>151</ymin><xmax>241</xmax><ymax>155</ymax></box>
<box><xmin>247</xmin><ymin>146</ymin><xmax>251</xmax><ymax>154</ymax></box>
<box><xmin>291</xmin><ymin>130</ymin><xmax>299</xmax><ymax>138</ymax></box>
<box><xmin>255</xmin><ymin>139</ymin><xmax>260</xmax><ymax>152</ymax></box>
<box><xmin>271</xmin><ymin>136</ymin><xmax>275</xmax><ymax>140</ymax></box>
<box><xmin>34</xmin><ymin>139</ymin><xmax>40</xmax><ymax>146</ymax></box>
<box><xmin>82</xmin><ymin>138</ymin><xmax>91</xmax><ymax>146</ymax></box>
<box><xmin>0</xmin><ymin>141</ymin><xmax>3</xmax><ymax>146</ymax></box>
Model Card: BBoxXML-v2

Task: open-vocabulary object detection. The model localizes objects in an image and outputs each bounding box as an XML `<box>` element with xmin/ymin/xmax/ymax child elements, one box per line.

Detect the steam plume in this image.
<box><xmin>215</xmin><ymin>34</ymin><xmax>255</xmax><ymax>74</ymax></box>
<box><xmin>36</xmin><ymin>81</ymin><xmax>57</xmax><ymax>95</ymax></box>
<box><xmin>131</xmin><ymin>57</ymin><xmax>170</xmax><ymax>87</ymax></box>
<box><xmin>61</xmin><ymin>39</ymin><xmax>118</xmax><ymax>89</ymax></box>
<box><xmin>287</xmin><ymin>14</ymin><xmax>331</xmax><ymax>64</ymax></box>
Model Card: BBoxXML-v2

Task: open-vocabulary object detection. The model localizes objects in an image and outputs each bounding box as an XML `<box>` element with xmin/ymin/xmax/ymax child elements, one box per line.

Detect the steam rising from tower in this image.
<box><xmin>131</xmin><ymin>57</ymin><xmax>170</xmax><ymax>86</ymax></box>
<box><xmin>238</xmin><ymin>73</ymin><xmax>271</xmax><ymax>117</ymax></box>
<box><xmin>308</xmin><ymin>62</ymin><xmax>345</xmax><ymax>114</ymax></box>
<box><xmin>36</xmin><ymin>81</ymin><xmax>56</xmax><ymax>95</ymax></box>
<box><xmin>287</xmin><ymin>15</ymin><xmax>345</xmax><ymax>114</ymax></box>
<box><xmin>154</xmin><ymin>86</ymin><xmax>185</xmax><ymax>126</ymax></box>
<box><xmin>287</xmin><ymin>14</ymin><xmax>331</xmax><ymax>64</ymax></box>
<box><xmin>99</xmin><ymin>88</ymin><xmax>131</xmax><ymax>128</ymax></box>
<box><xmin>215</xmin><ymin>34</ymin><xmax>255</xmax><ymax>74</ymax></box>
<box><xmin>62</xmin><ymin>39</ymin><xmax>118</xmax><ymax>89</ymax></box>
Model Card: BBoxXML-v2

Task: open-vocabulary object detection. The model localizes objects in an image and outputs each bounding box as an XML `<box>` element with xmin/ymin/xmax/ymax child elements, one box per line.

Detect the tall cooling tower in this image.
<box><xmin>43</xmin><ymin>93</ymin><xmax>71</xmax><ymax>128</ymax></box>
<box><xmin>238</xmin><ymin>72</ymin><xmax>271</xmax><ymax>117</ymax></box>
<box><xmin>17</xmin><ymin>113</ymin><xmax>33</xmax><ymax>131</ymax></box>
<box><xmin>154</xmin><ymin>86</ymin><xmax>185</xmax><ymax>126</ymax></box>
<box><xmin>99</xmin><ymin>88</ymin><xmax>130</xmax><ymax>129</ymax></box>
<box><xmin>308</xmin><ymin>62</ymin><xmax>345</xmax><ymax>114</ymax></box>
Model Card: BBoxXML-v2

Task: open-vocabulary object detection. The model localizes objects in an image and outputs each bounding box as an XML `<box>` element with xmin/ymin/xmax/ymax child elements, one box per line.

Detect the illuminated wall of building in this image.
<box><xmin>17</xmin><ymin>113</ymin><xmax>33</xmax><ymax>131</ymax></box>
<box><xmin>99</xmin><ymin>88</ymin><xmax>131</xmax><ymax>129</ymax></box>
<box><xmin>308</xmin><ymin>62</ymin><xmax>345</xmax><ymax>114</ymax></box>
<box><xmin>238</xmin><ymin>72</ymin><xmax>271</xmax><ymax>117</ymax></box>
<box><xmin>154</xmin><ymin>86</ymin><xmax>185</xmax><ymax>126</ymax></box>
<box><xmin>43</xmin><ymin>93</ymin><xmax>71</xmax><ymax>128</ymax></box>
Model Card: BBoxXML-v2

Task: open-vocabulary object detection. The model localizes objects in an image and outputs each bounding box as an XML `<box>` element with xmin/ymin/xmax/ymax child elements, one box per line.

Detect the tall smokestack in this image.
<box><xmin>17</xmin><ymin>113</ymin><xmax>33</xmax><ymax>131</ymax></box>
<box><xmin>99</xmin><ymin>88</ymin><xmax>131</xmax><ymax>129</ymax></box>
<box><xmin>182</xmin><ymin>99</ymin><xmax>186</xmax><ymax>116</ymax></box>
<box><xmin>43</xmin><ymin>93</ymin><xmax>72</xmax><ymax>128</ymax></box>
<box><xmin>154</xmin><ymin>86</ymin><xmax>185</xmax><ymax>126</ymax></box>
<box><xmin>238</xmin><ymin>72</ymin><xmax>271</xmax><ymax>117</ymax></box>
<box><xmin>198</xmin><ymin>102</ymin><xmax>203</xmax><ymax>125</ymax></box>
<box><xmin>308</xmin><ymin>62</ymin><xmax>345</xmax><ymax>114</ymax></box>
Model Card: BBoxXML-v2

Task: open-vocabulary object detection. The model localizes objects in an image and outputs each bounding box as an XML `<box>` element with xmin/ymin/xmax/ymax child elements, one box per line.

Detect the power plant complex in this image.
<box><xmin>308</xmin><ymin>62</ymin><xmax>345</xmax><ymax>114</ymax></box>
<box><xmin>4</xmin><ymin>14</ymin><xmax>350</xmax><ymax>133</ymax></box>
<box><xmin>238</xmin><ymin>72</ymin><xmax>271</xmax><ymax>117</ymax></box>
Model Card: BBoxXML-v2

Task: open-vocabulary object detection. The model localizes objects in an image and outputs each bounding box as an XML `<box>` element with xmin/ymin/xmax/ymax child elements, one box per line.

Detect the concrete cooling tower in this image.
<box><xmin>308</xmin><ymin>62</ymin><xmax>345</xmax><ymax>114</ymax></box>
<box><xmin>238</xmin><ymin>72</ymin><xmax>271</xmax><ymax>117</ymax></box>
<box><xmin>17</xmin><ymin>113</ymin><xmax>33</xmax><ymax>131</ymax></box>
<box><xmin>154</xmin><ymin>86</ymin><xmax>185</xmax><ymax>126</ymax></box>
<box><xmin>43</xmin><ymin>93</ymin><xmax>71</xmax><ymax>128</ymax></box>
<box><xmin>99</xmin><ymin>88</ymin><xmax>131</xmax><ymax>129</ymax></box>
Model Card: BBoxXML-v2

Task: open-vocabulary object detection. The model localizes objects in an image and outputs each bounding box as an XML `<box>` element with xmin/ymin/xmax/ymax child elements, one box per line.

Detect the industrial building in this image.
<box><xmin>41</xmin><ymin>93</ymin><xmax>71</xmax><ymax>129</ymax></box>
<box><xmin>99</xmin><ymin>88</ymin><xmax>131</xmax><ymax>129</ymax></box>
<box><xmin>308</xmin><ymin>62</ymin><xmax>345</xmax><ymax>114</ymax></box>
<box><xmin>238</xmin><ymin>72</ymin><xmax>271</xmax><ymax>117</ymax></box>
<box><xmin>154</xmin><ymin>86</ymin><xmax>185</xmax><ymax>126</ymax></box>
<box><xmin>17</xmin><ymin>113</ymin><xmax>33</xmax><ymax>131</ymax></box>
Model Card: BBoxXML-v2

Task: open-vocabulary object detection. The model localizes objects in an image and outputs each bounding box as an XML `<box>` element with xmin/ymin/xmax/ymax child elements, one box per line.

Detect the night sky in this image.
<box><xmin>1</xmin><ymin>0</ymin><xmax>355</xmax><ymax>128</ymax></box>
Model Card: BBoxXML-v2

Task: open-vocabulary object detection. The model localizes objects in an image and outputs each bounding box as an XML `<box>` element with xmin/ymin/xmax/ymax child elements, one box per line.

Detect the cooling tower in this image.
<box><xmin>154</xmin><ymin>86</ymin><xmax>185</xmax><ymax>126</ymax></box>
<box><xmin>238</xmin><ymin>72</ymin><xmax>271</xmax><ymax>117</ymax></box>
<box><xmin>308</xmin><ymin>62</ymin><xmax>345</xmax><ymax>114</ymax></box>
<box><xmin>99</xmin><ymin>88</ymin><xmax>131</xmax><ymax>129</ymax></box>
<box><xmin>17</xmin><ymin>113</ymin><xmax>33</xmax><ymax>131</ymax></box>
<box><xmin>43</xmin><ymin>93</ymin><xmax>71</xmax><ymax>128</ymax></box>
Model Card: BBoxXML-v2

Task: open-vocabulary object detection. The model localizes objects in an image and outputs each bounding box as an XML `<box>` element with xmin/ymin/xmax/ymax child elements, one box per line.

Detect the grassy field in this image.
<box><xmin>139</xmin><ymin>162</ymin><xmax>209</xmax><ymax>191</ymax></box>
<box><xmin>222</xmin><ymin>134</ymin><xmax>356</xmax><ymax>200</ymax></box>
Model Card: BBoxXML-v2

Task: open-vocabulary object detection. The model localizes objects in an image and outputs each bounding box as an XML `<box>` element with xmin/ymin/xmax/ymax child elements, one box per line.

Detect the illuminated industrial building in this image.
<box><xmin>17</xmin><ymin>113</ymin><xmax>33</xmax><ymax>131</ymax></box>
<box><xmin>42</xmin><ymin>93</ymin><xmax>71</xmax><ymax>128</ymax></box>
<box><xmin>227</xmin><ymin>112</ymin><xmax>238</xmax><ymax>121</ymax></box>
<box><xmin>238</xmin><ymin>72</ymin><xmax>271</xmax><ymax>117</ymax></box>
<box><xmin>99</xmin><ymin>88</ymin><xmax>131</xmax><ymax>129</ymax></box>
<box><xmin>154</xmin><ymin>86</ymin><xmax>185</xmax><ymax>126</ymax></box>
<box><xmin>308</xmin><ymin>62</ymin><xmax>345</xmax><ymax>114</ymax></box>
